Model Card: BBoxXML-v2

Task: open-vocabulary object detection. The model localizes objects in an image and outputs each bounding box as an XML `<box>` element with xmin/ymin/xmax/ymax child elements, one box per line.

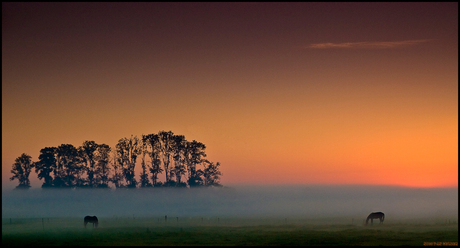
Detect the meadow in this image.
<box><xmin>2</xmin><ymin>216</ymin><xmax>458</xmax><ymax>246</ymax></box>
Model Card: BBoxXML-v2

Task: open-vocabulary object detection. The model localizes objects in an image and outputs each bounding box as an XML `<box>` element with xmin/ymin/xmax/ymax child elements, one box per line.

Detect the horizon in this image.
<box><xmin>3</xmin><ymin>184</ymin><xmax>457</xmax><ymax>220</ymax></box>
<box><xmin>2</xmin><ymin>3</ymin><xmax>458</xmax><ymax>189</ymax></box>
<box><xmin>2</xmin><ymin>180</ymin><xmax>458</xmax><ymax>192</ymax></box>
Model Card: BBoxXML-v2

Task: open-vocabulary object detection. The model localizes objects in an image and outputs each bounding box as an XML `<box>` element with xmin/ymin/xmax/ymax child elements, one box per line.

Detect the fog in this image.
<box><xmin>2</xmin><ymin>185</ymin><xmax>457</xmax><ymax>221</ymax></box>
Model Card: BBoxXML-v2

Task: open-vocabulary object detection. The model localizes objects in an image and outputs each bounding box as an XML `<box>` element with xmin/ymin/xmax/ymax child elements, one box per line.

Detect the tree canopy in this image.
<box><xmin>10</xmin><ymin>130</ymin><xmax>222</xmax><ymax>189</ymax></box>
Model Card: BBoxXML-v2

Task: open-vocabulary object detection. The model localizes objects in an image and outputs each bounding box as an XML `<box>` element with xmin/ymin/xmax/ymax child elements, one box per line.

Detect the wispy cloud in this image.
<box><xmin>308</xmin><ymin>39</ymin><xmax>430</xmax><ymax>49</ymax></box>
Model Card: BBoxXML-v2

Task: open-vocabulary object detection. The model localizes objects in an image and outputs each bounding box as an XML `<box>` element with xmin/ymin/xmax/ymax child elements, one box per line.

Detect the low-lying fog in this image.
<box><xmin>2</xmin><ymin>185</ymin><xmax>458</xmax><ymax>221</ymax></box>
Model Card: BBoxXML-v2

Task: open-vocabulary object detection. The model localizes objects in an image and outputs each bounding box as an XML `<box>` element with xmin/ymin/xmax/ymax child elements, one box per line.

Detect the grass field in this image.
<box><xmin>2</xmin><ymin>216</ymin><xmax>458</xmax><ymax>246</ymax></box>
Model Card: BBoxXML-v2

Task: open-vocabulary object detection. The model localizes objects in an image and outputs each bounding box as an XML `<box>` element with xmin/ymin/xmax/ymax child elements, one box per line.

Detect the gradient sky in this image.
<box><xmin>2</xmin><ymin>3</ymin><xmax>458</xmax><ymax>188</ymax></box>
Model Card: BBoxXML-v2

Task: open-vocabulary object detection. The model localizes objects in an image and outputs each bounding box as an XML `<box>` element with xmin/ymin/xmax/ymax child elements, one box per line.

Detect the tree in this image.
<box><xmin>51</xmin><ymin>145</ymin><xmax>65</xmax><ymax>187</ymax></box>
<box><xmin>55</xmin><ymin>144</ymin><xmax>82</xmax><ymax>188</ymax></box>
<box><xmin>158</xmin><ymin>131</ymin><xmax>175</xmax><ymax>185</ymax></box>
<box><xmin>186</xmin><ymin>140</ymin><xmax>207</xmax><ymax>187</ymax></box>
<box><xmin>116</xmin><ymin>135</ymin><xmax>141</xmax><ymax>188</ymax></box>
<box><xmin>172</xmin><ymin>134</ymin><xmax>187</xmax><ymax>186</ymax></box>
<box><xmin>94</xmin><ymin>143</ymin><xmax>111</xmax><ymax>188</ymax></box>
<box><xmin>34</xmin><ymin>147</ymin><xmax>56</xmax><ymax>188</ymax></box>
<box><xmin>139</xmin><ymin>136</ymin><xmax>152</xmax><ymax>188</ymax></box>
<box><xmin>189</xmin><ymin>168</ymin><xmax>204</xmax><ymax>187</ymax></box>
<box><xmin>110</xmin><ymin>149</ymin><xmax>124</xmax><ymax>188</ymax></box>
<box><xmin>142</xmin><ymin>133</ymin><xmax>163</xmax><ymax>187</ymax></box>
<box><xmin>203</xmin><ymin>160</ymin><xmax>222</xmax><ymax>187</ymax></box>
<box><xmin>19</xmin><ymin>129</ymin><xmax>223</xmax><ymax>189</ymax></box>
<box><xmin>78</xmin><ymin>140</ymin><xmax>99</xmax><ymax>188</ymax></box>
<box><xmin>10</xmin><ymin>153</ymin><xmax>34</xmax><ymax>189</ymax></box>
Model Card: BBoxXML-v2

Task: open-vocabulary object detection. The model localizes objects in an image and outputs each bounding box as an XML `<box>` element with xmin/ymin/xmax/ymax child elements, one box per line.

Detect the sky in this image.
<box><xmin>2</xmin><ymin>2</ymin><xmax>458</xmax><ymax>188</ymax></box>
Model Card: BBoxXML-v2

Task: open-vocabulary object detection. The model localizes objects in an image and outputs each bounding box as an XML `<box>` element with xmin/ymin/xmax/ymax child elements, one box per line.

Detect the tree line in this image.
<box><xmin>9</xmin><ymin>130</ymin><xmax>222</xmax><ymax>189</ymax></box>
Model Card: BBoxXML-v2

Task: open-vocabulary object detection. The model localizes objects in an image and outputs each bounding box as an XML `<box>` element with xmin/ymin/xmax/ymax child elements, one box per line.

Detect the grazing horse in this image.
<box><xmin>366</xmin><ymin>212</ymin><xmax>384</xmax><ymax>225</ymax></box>
<box><xmin>84</xmin><ymin>216</ymin><xmax>98</xmax><ymax>228</ymax></box>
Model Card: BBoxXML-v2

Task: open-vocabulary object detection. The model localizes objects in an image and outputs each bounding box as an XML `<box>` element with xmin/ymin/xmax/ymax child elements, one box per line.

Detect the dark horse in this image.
<box><xmin>366</xmin><ymin>212</ymin><xmax>384</xmax><ymax>225</ymax></box>
<box><xmin>84</xmin><ymin>216</ymin><xmax>98</xmax><ymax>228</ymax></box>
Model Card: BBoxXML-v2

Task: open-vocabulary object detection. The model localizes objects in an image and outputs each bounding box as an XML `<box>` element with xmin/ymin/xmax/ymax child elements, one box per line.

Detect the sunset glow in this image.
<box><xmin>2</xmin><ymin>2</ymin><xmax>458</xmax><ymax>189</ymax></box>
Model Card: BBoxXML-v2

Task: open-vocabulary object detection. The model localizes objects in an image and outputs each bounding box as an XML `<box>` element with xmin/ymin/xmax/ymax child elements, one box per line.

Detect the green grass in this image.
<box><xmin>2</xmin><ymin>217</ymin><xmax>458</xmax><ymax>246</ymax></box>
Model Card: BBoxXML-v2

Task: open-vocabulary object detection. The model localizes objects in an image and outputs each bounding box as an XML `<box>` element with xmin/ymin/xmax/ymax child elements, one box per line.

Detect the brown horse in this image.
<box><xmin>84</xmin><ymin>216</ymin><xmax>98</xmax><ymax>228</ymax></box>
<box><xmin>366</xmin><ymin>212</ymin><xmax>384</xmax><ymax>225</ymax></box>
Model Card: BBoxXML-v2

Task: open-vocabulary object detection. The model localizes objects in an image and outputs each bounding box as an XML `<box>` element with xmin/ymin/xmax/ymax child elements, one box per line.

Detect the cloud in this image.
<box><xmin>307</xmin><ymin>39</ymin><xmax>430</xmax><ymax>49</ymax></box>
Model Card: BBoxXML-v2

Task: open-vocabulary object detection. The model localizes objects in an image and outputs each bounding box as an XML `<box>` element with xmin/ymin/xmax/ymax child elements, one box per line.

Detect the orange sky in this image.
<box><xmin>2</xmin><ymin>3</ymin><xmax>458</xmax><ymax>188</ymax></box>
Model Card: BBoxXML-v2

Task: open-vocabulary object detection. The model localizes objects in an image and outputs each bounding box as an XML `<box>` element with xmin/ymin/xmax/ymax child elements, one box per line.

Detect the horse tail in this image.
<box><xmin>382</xmin><ymin>213</ymin><xmax>385</xmax><ymax>222</ymax></box>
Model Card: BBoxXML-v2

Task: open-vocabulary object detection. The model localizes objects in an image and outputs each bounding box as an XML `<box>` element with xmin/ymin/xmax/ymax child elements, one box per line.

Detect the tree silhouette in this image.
<box><xmin>34</xmin><ymin>147</ymin><xmax>56</xmax><ymax>188</ymax></box>
<box><xmin>116</xmin><ymin>135</ymin><xmax>141</xmax><ymax>188</ymax></box>
<box><xmin>56</xmin><ymin>144</ymin><xmax>82</xmax><ymax>188</ymax></box>
<box><xmin>94</xmin><ymin>143</ymin><xmax>111</xmax><ymax>188</ymax></box>
<box><xmin>187</xmin><ymin>140</ymin><xmax>207</xmax><ymax>187</ymax></box>
<box><xmin>78</xmin><ymin>141</ymin><xmax>99</xmax><ymax>188</ymax></box>
<box><xmin>139</xmin><ymin>136</ymin><xmax>152</xmax><ymax>188</ymax></box>
<box><xmin>158</xmin><ymin>131</ymin><xmax>175</xmax><ymax>185</ymax></box>
<box><xmin>110</xmin><ymin>149</ymin><xmax>124</xmax><ymax>188</ymax></box>
<box><xmin>10</xmin><ymin>153</ymin><xmax>34</xmax><ymax>189</ymax></box>
<box><xmin>172</xmin><ymin>135</ymin><xmax>187</xmax><ymax>187</ymax></box>
<box><xmin>142</xmin><ymin>133</ymin><xmax>163</xmax><ymax>187</ymax></box>
<box><xmin>14</xmin><ymin>130</ymin><xmax>223</xmax><ymax>189</ymax></box>
<box><xmin>189</xmin><ymin>169</ymin><xmax>204</xmax><ymax>187</ymax></box>
<box><xmin>50</xmin><ymin>145</ymin><xmax>65</xmax><ymax>187</ymax></box>
<box><xmin>203</xmin><ymin>160</ymin><xmax>222</xmax><ymax>187</ymax></box>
